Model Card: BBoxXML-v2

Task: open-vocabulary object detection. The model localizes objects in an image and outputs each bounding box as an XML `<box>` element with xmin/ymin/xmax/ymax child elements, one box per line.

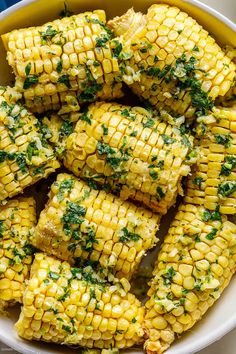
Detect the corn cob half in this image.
<box><xmin>108</xmin><ymin>5</ymin><xmax>236</xmax><ymax>120</ymax></box>
<box><xmin>144</xmin><ymin>203</ymin><xmax>236</xmax><ymax>354</ymax></box>
<box><xmin>0</xmin><ymin>197</ymin><xmax>36</xmax><ymax>311</ymax></box>
<box><xmin>2</xmin><ymin>10</ymin><xmax>124</xmax><ymax>114</ymax></box>
<box><xmin>0</xmin><ymin>86</ymin><xmax>60</xmax><ymax>202</ymax></box>
<box><xmin>15</xmin><ymin>253</ymin><xmax>145</xmax><ymax>349</ymax></box>
<box><xmin>62</xmin><ymin>102</ymin><xmax>194</xmax><ymax>215</ymax></box>
<box><xmin>185</xmin><ymin>107</ymin><xmax>236</xmax><ymax>214</ymax></box>
<box><xmin>34</xmin><ymin>173</ymin><xmax>160</xmax><ymax>279</ymax></box>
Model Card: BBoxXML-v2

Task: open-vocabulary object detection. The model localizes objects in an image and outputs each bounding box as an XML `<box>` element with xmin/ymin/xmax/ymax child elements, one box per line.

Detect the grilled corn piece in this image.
<box><xmin>15</xmin><ymin>253</ymin><xmax>145</xmax><ymax>348</ymax></box>
<box><xmin>2</xmin><ymin>10</ymin><xmax>123</xmax><ymax>114</ymax></box>
<box><xmin>185</xmin><ymin>107</ymin><xmax>236</xmax><ymax>214</ymax></box>
<box><xmin>62</xmin><ymin>102</ymin><xmax>194</xmax><ymax>215</ymax></box>
<box><xmin>0</xmin><ymin>197</ymin><xmax>36</xmax><ymax>310</ymax></box>
<box><xmin>34</xmin><ymin>173</ymin><xmax>160</xmax><ymax>279</ymax></box>
<box><xmin>144</xmin><ymin>203</ymin><xmax>236</xmax><ymax>354</ymax></box>
<box><xmin>108</xmin><ymin>5</ymin><xmax>236</xmax><ymax>120</ymax></box>
<box><xmin>216</xmin><ymin>47</ymin><xmax>236</xmax><ymax>107</ymax></box>
<box><xmin>0</xmin><ymin>86</ymin><xmax>60</xmax><ymax>202</ymax></box>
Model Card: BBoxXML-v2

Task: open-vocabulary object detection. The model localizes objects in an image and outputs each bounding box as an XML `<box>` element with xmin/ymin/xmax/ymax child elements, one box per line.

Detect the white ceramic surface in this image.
<box><xmin>0</xmin><ymin>1</ymin><xmax>235</xmax><ymax>354</ymax></box>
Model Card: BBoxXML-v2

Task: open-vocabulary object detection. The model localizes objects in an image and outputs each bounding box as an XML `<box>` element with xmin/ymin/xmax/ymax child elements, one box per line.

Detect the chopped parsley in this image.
<box><xmin>202</xmin><ymin>207</ymin><xmax>221</xmax><ymax>222</ymax></box>
<box><xmin>58</xmin><ymin>74</ymin><xmax>71</xmax><ymax>89</ymax></box>
<box><xmin>80</xmin><ymin>108</ymin><xmax>92</xmax><ymax>125</ymax></box>
<box><xmin>48</xmin><ymin>271</ymin><xmax>60</xmax><ymax>280</ymax></box>
<box><xmin>26</xmin><ymin>141</ymin><xmax>39</xmax><ymax>161</ymax></box>
<box><xmin>16</xmin><ymin>153</ymin><xmax>27</xmax><ymax>173</ymax></box>
<box><xmin>40</xmin><ymin>25</ymin><xmax>59</xmax><ymax>42</ymax></box>
<box><xmin>149</xmin><ymin>169</ymin><xmax>158</xmax><ymax>180</ymax></box>
<box><xmin>218</xmin><ymin>181</ymin><xmax>236</xmax><ymax>197</ymax></box>
<box><xmin>161</xmin><ymin>134</ymin><xmax>176</xmax><ymax>145</ymax></box>
<box><xmin>56</xmin><ymin>60</ymin><xmax>63</xmax><ymax>73</ymax></box>
<box><xmin>57</xmin><ymin>179</ymin><xmax>74</xmax><ymax>201</ymax></box>
<box><xmin>112</xmin><ymin>40</ymin><xmax>123</xmax><ymax>58</ymax></box>
<box><xmin>23</xmin><ymin>74</ymin><xmax>38</xmax><ymax>89</ymax></box>
<box><xmin>82</xmin><ymin>227</ymin><xmax>98</xmax><ymax>252</ymax></box>
<box><xmin>95</xmin><ymin>34</ymin><xmax>111</xmax><ymax>48</ymax></box>
<box><xmin>130</xmin><ymin>131</ymin><xmax>138</xmax><ymax>137</ymax></box>
<box><xmin>162</xmin><ymin>267</ymin><xmax>176</xmax><ymax>286</ymax></box>
<box><xmin>25</xmin><ymin>62</ymin><xmax>32</xmax><ymax>76</ymax></box>
<box><xmin>101</xmin><ymin>123</ymin><xmax>108</xmax><ymax>135</ymax></box>
<box><xmin>205</xmin><ymin>227</ymin><xmax>218</xmax><ymax>240</ymax></box>
<box><xmin>192</xmin><ymin>176</ymin><xmax>203</xmax><ymax>188</ymax></box>
<box><xmin>192</xmin><ymin>45</ymin><xmax>199</xmax><ymax>52</ymax></box>
<box><xmin>181</xmin><ymin>135</ymin><xmax>192</xmax><ymax>148</ymax></box>
<box><xmin>156</xmin><ymin>186</ymin><xmax>165</xmax><ymax>200</ymax></box>
<box><xmin>214</xmin><ymin>134</ymin><xmax>232</xmax><ymax>148</ymax></box>
<box><xmin>220</xmin><ymin>156</ymin><xmax>236</xmax><ymax>176</ymax></box>
<box><xmin>142</xmin><ymin>118</ymin><xmax>155</xmax><ymax>128</ymax></box>
<box><xmin>97</xmin><ymin>141</ymin><xmax>129</xmax><ymax>170</ymax></box>
<box><xmin>119</xmin><ymin>227</ymin><xmax>141</xmax><ymax>243</ymax></box>
<box><xmin>60</xmin><ymin>120</ymin><xmax>73</xmax><ymax>137</ymax></box>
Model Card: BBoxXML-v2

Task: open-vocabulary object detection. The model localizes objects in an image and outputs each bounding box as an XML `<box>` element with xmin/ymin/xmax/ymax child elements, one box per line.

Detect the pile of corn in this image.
<box><xmin>0</xmin><ymin>2</ymin><xmax>235</xmax><ymax>354</ymax></box>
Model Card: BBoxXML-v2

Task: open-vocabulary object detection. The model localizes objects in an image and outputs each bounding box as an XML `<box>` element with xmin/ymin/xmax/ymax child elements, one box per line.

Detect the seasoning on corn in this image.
<box><xmin>61</xmin><ymin>101</ymin><xmax>194</xmax><ymax>215</ymax></box>
<box><xmin>144</xmin><ymin>203</ymin><xmax>236</xmax><ymax>354</ymax></box>
<box><xmin>0</xmin><ymin>86</ymin><xmax>60</xmax><ymax>202</ymax></box>
<box><xmin>15</xmin><ymin>253</ymin><xmax>145</xmax><ymax>348</ymax></box>
<box><xmin>2</xmin><ymin>10</ymin><xmax>124</xmax><ymax>114</ymax></box>
<box><xmin>0</xmin><ymin>197</ymin><xmax>36</xmax><ymax>311</ymax></box>
<box><xmin>108</xmin><ymin>5</ymin><xmax>236</xmax><ymax>120</ymax></box>
<box><xmin>185</xmin><ymin>107</ymin><xmax>236</xmax><ymax>214</ymax></box>
<box><xmin>34</xmin><ymin>173</ymin><xmax>160</xmax><ymax>279</ymax></box>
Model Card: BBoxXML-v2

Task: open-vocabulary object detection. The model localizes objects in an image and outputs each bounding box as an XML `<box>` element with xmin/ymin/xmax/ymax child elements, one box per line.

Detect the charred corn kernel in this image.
<box><xmin>0</xmin><ymin>87</ymin><xmax>60</xmax><ymax>202</ymax></box>
<box><xmin>60</xmin><ymin>102</ymin><xmax>194</xmax><ymax>214</ymax></box>
<box><xmin>108</xmin><ymin>5</ymin><xmax>236</xmax><ymax>121</ymax></box>
<box><xmin>15</xmin><ymin>253</ymin><xmax>144</xmax><ymax>348</ymax></box>
<box><xmin>0</xmin><ymin>197</ymin><xmax>36</xmax><ymax>310</ymax></box>
<box><xmin>34</xmin><ymin>173</ymin><xmax>160</xmax><ymax>279</ymax></box>
<box><xmin>144</xmin><ymin>204</ymin><xmax>236</xmax><ymax>354</ymax></box>
<box><xmin>185</xmin><ymin>107</ymin><xmax>236</xmax><ymax>214</ymax></box>
<box><xmin>2</xmin><ymin>10</ymin><xmax>123</xmax><ymax>114</ymax></box>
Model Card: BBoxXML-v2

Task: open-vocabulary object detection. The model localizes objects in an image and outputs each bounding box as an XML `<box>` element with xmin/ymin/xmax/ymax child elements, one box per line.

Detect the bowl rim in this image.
<box><xmin>0</xmin><ymin>0</ymin><xmax>236</xmax><ymax>32</ymax></box>
<box><xmin>0</xmin><ymin>1</ymin><xmax>235</xmax><ymax>354</ymax></box>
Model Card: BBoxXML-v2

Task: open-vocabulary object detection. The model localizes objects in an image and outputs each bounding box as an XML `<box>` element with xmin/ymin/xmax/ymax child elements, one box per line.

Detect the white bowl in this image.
<box><xmin>0</xmin><ymin>1</ymin><xmax>235</xmax><ymax>354</ymax></box>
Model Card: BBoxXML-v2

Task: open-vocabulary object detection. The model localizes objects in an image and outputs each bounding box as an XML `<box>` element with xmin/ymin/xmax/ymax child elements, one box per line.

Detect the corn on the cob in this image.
<box><xmin>15</xmin><ymin>252</ymin><xmax>145</xmax><ymax>348</ymax></box>
<box><xmin>34</xmin><ymin>173</ymin><xmax>160</xmax><ymax>279</ymax></box>
<box><xmin>216</xmin><ymin>47</ymin><xmax>236</xmax><ymax>107</ymax></box>
<box><xmin>108</xmin><ymin>5</ymin><xmax>236</xmax><ymax>120</ymax></box>
<box><xmin>144</xmin><ymin>203</ymin><xmax>236</xmax><ymax>354</ymax></box>
<box><xmin>2</xmin><ymin>10</ymin><xmax>124</xmax><ymax>114</ymax></box>
<box><xmin>0</xmin><ymin>86</ymin><xmax>60</xmax><ymax>202</ymax></box>
<box><xmin>62</xmin><ymin>102</ymin><xmax>194</xmax><ymax>215</ymax></box>
<box><xmin>185</xmin><ymin>107</ymin><xmax>236</xmax><ymax>214</ymax></box>
<box><xmin>0</xmin><ymin>197</ymin><xmax>36</xmax><ymax>310</ymax></box>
